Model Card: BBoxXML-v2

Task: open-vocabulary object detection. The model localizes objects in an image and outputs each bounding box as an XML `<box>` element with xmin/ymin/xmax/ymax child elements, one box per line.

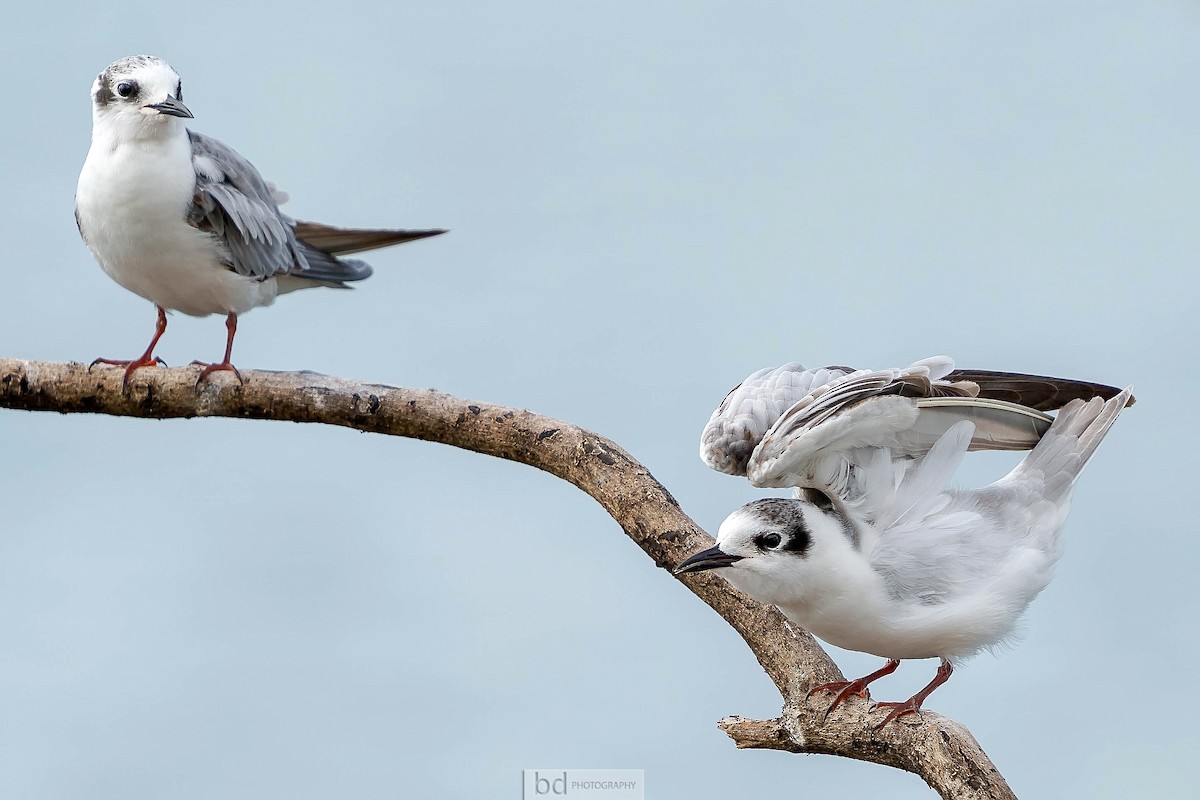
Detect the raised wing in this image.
<box><xmin>702</xmin><ymin>356</ymin><xmax>1128</xmax><ymax>496</ymax></box>
<box><xmin>746</xmin><ymin>357</ymin><xmax>993</xmax><ymax>488</ymax></box>
<box><xmin>698</xmin><ymin>362</ymin><xmax>854</xmax><ymax>476</ymax></box>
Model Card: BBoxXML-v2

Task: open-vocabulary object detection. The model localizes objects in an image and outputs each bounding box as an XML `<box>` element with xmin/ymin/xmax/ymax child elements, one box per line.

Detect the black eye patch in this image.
<box><xmin>781</xmin><ymin>522</ymin><xmax>811</xmax><ymax>555</ymax></box>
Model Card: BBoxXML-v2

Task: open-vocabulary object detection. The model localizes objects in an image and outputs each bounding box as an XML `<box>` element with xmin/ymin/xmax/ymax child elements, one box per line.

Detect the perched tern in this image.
<box><xmin>680</xmin><ymin>357</ymin><xmax>1133</xmax><ymax>728</ymax></box>
<box><xmin>75</xmin><ymin>55</ymin><xmax>444</xmax><ymax>386</ymax></box>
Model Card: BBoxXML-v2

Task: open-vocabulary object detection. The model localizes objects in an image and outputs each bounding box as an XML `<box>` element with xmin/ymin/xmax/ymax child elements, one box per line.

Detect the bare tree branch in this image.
<box><xmin>1</xmin><ymin>358</ymin><xmax>1016</xmax><ymax>799</ymax></box>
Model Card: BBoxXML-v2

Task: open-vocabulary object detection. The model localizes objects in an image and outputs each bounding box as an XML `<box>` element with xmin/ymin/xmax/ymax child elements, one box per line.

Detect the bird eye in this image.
<box><xmin>116</xmin><ymin>81</ymin><xmax>137</xmax><ymax>98</ymax></box>
<box><xmin>175</xmin><ymin>81</ymin><xmax>182</xmax><ymax>101</ymax></box>
<box><xmin>756</xmin><ymin>532</ymin><xmax>783</xmax><ymax>550</ymax></box>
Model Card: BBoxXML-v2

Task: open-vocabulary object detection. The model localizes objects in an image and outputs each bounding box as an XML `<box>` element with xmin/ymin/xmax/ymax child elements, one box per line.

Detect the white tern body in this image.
<box><xmin>75</xmin><ymin>55</ymin><xmax>443</xmax><ymax>382</ymax></box>
<box><xmin>681</xmin><ymin>357</ymin><xmax>1132</xmax><ymax>723</ymax></box>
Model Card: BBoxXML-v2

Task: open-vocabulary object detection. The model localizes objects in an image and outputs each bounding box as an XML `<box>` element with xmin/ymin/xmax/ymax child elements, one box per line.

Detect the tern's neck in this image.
<box><xmin>91</xmin><ymin>115</ymin><xmax>187</xmax><ymax>150</ymax></box>
<box><xmin>757</xmin><ymin>523</ymin><xmax>900</xmax><ymax>653</ymax></box>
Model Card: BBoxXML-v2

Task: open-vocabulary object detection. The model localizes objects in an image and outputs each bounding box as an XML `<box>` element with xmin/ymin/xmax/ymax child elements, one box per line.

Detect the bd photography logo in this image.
<box><xmin>522</xmin><ymin>769</ymin><xmax>643</xmax><ymax>799</ymax></box>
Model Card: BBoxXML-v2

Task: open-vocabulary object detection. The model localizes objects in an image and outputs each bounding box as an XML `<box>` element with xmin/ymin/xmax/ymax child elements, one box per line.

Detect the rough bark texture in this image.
<box><xmin>0</xmin><ymin>359</ymin><xmax>1016</xmax><ymax>799</ymax></box>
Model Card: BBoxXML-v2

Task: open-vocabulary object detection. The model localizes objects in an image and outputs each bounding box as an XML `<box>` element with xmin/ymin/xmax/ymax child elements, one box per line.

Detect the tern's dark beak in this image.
<box><xmin>146</xmin><ymin>96</ymin><xmax>193</xmax><ymax>119</ymax></box>
<box><xmin>674</xmin><ymin>545</ymin><xmax>744</xmax><ymax>575</ymax></box>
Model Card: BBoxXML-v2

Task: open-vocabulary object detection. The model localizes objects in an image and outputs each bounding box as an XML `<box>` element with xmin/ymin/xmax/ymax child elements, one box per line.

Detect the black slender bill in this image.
<box><xmin>146</xmin><ymin>96</ymin><xmax>193</xmax><ymax>118</ymax></box>
<box><xmin>674</xmin><ymin>546</ymin><xmax>744</xmax><ymax>574</ymax></box>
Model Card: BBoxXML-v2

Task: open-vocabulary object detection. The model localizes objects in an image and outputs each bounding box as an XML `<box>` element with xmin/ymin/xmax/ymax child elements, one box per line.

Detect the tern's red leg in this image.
<box><xmin>191</xmin><ymin>313</ymin><xmax>244</xmax><ymax>386</ymax></box>
<box><xmin>90</xmin><ymin>305</ymin><xmax>169</xmax><ymax>388</ymax></box>
<box><xmin>871</xmin><ymin>658</ymin><xmax>953</xmax><ymax>730</ymax></box>
<box><xmin>806</xmin><ymin>659</ymin><xmax>900</xmax><ymax>720</ymax></box>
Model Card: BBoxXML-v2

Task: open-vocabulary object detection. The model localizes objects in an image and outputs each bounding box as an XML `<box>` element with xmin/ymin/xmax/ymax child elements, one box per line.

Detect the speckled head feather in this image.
<box><xmin>93</xmin><ymin>55</ymin><xmax>162</xmax><ymax>106</ymax></box>
<box><xmin>89</xmin><ymin>55</ymin><xmax>189</xmax><ymax>138</ymax></box>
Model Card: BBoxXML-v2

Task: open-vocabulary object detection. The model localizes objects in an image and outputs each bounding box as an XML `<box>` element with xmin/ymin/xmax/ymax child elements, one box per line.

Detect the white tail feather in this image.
<box><xmin>1005</xmin><ymin>387</ymin><xmax>1131</xmax><ymax>502</ymax></box>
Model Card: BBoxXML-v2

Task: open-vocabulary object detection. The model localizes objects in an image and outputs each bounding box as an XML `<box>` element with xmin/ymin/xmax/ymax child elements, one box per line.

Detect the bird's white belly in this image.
<box><xmin>782</xmin><ymin>584</ymin><xmax>1025</xmax><ymax>661</ymax></box>
<box><xmin>77</xmin><ymin>137</ymin><xmax>277</xmax><ymax>317</ymax></box>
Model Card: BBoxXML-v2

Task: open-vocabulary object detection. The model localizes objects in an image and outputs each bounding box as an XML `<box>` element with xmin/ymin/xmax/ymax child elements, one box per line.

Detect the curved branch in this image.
<box><xmin>0</xmin><ymin>359</ymin><xmax>1015</xmax><ymax>799</ymax></box>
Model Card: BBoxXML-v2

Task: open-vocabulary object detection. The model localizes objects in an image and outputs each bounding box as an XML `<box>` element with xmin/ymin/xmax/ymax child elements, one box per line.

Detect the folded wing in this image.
<box><xmin>187</xmin><ymin>131</ymin><xmax>446</xmax><ymax>287</ymax></box>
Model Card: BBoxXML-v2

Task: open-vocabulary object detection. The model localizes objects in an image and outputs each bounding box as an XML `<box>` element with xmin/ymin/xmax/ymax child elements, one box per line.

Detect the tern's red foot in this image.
<box><xmin>191</xmin><ymin>360</ymin><xmax>244</xmax><ymax>386</ymax></box>
<box><xmin>90</xmin><ymin>305</ymin><xmax>170</xmax><ymax>389</ymax></box>
<box><xmin>806</xmin><ymin>659</ymin><xmax>900</xmax><ymax>720</ymax></box>
<box><xmin>191</xmin><ymin>312</ymin><xmax>244</xmax><ymax>387</ymax></box>
<box><xmin>871</xmin><ymin>699</ymin><xmax>927</xmax><ymax>729</ymax></box>
<box><xmin>89</xmin><ymin>356</ymin><xmax>168</xmax><ymax>388</ymax></box>
<box><xmin>808</xmin><ymin>679</ymin><xmax>874</xmax><ymax>719</ymax></box>
<box><xmin>870</xmin><ymin>659</ymin><xmax>953</xmax><ymax>730</ymax></box>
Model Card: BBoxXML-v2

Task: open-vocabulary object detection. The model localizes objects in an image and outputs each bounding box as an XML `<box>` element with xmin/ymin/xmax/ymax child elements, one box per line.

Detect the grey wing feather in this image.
<box><xmin>186</xmin><ymin>130</ymin><xmax>309</xmax><ymax>280</ymax></box>
<box><xmin>288</xmin><ymin>248</ymin><xmax>373</xmax><ymax>284</ymax></box>
<box><xmin>187</xmin><ymin>132</ymin><xmax>441</xmax><ymax>286</ymax></box>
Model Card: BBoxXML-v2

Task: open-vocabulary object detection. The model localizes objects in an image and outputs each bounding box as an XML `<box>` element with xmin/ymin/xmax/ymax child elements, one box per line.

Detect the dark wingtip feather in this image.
<box><xmin>946</xmin><ymin>369</ymin><xmax>1136</xmax><ymax>411</ymax></box>
<box><xmin>293</xmin><ymin>221</ymin><xmax>447</xmax><ymax>255</ymax></box>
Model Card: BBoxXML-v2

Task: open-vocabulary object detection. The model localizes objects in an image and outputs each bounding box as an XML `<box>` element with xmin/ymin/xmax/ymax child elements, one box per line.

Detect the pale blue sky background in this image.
<box><xmin>2</xmin><ymin>2</ymin><xmax>1198</xmax><ymax>797</ymax></box>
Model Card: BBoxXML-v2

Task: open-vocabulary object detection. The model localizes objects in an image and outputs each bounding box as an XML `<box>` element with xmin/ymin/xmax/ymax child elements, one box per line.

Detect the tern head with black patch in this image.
<box><xmin>687</xmin><ymin>358</ymin><xmax>1134</xmax><ymax>727</ymax></box>
<box><xmin>75</xmin><ymin>54</ymin><xmax>446</xmax><ymax>391</ymax></box>
<box><xmin>676</xmin><ymin>495</ymin><xmax>863</xmax><ymax>613</ymax></box>
<box><xmin>91</xmin><ymin>55</ymin><xmax>191</xmax><ymax>142</ymax></box>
